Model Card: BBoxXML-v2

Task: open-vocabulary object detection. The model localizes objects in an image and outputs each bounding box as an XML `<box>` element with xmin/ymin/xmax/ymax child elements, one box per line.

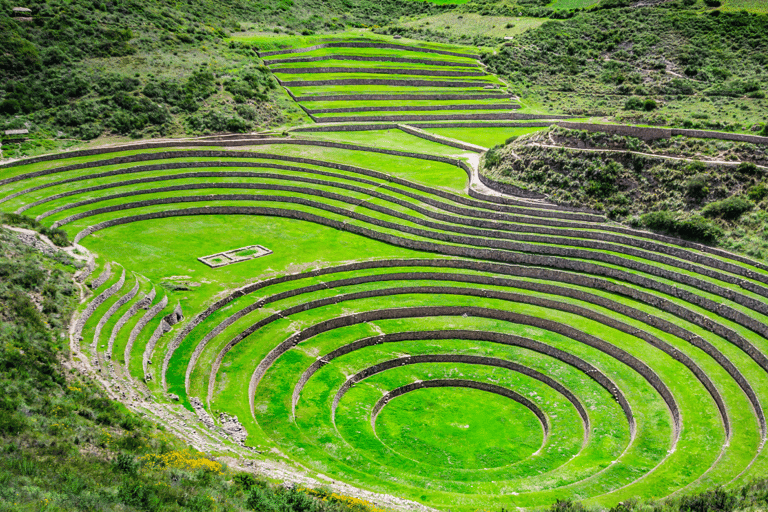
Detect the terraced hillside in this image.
<box><xmin>259</xmin><ymin>37</ymin><xmax>532</xmax><ymax>127</ymax></box>
<box><xmin>3</xmin><ymin>35</ymin><xmax>768</xmax><ymax>512</ymax></box>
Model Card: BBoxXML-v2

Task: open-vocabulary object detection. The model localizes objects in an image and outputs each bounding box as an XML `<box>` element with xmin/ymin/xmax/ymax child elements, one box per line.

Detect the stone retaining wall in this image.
<box><xmin>65</xmin><ymin>197</ymin><xmax>768</xmax><ymax>312</ymax></box>
<box><xmin>246</xmin><ymin>304</ymin><xmax>676</xmax><ymax>436</ymax></box>
<box><xmin>73</xmin><ymin>268</ymin><xmax>125</xmax><ymax>351</ymax></box>
<box><xmin>251</xmin><ymin>286</ymin><xmax>716</xmax><ymax>437</ymax></box>
<box><xmin>108</xmin><ymin>287</ymin><xmax>155</xmax><ymax>359</ymax></box>
<box><xmin>257</xmin><ymin>42</ymin><xmax>479</xmax><ymax>59</ymax></box>
<box><xmin>306</xmin><ymin>103</ymin><xmax>517</xmax><ymax>114</ymax></box>
<box><xmin>125</xmin><ymin>294</ymin><xmax>167</xmax><ymax>370</ymax></box>
<box><xmin>323</xmin><ymin>351</ymin><xmax>589</xmax><ymax>432</ymax></box>
<box><xmin>161</xmin><ymin>255</ymin><xmax>765</xmax><ymax>434</ymax></box>
<box><xmin>415</xmin><ymin>121</ymin><xmax>553</xmax><ymax>129</ymax></box>
<box><xmin>75</xmin><ymin>207</ymin><xmax>768</xmax><ymax>359</ymax></box>
<box><xmin>60</xmin><ymin>181</ymin><xmax>764</xmax><ymax>310</ymax></box>
<box><xmin>91</xmin><ymin>262</ymin><xmax>112</xmax><ymax>289</ymax></box>
<box><xmin>64</xmin><ymin>191</ymin><xmax>759</xmax><ymax>305</ymax></box>
<box><xmin>92</xmin><ymin>276</ymin><xmax>139</xmax><ymax>355</ymax></box>
<box><xmin>478</xmin><ymin>171</ymin><xmax>546</xmax><ymax>199</ymax></box>
<box><xmin>397</xmin><ymin>124</ymin><xmax>485</xmax><ymax>153</ymax></box>
<box><xmin>265</xmin><ymin>55</ymin><xmax>477</xmax><ymax>67</ymax></box>
<box><xmin>274</xmin><ymin>66</ymin><xmax>486</xmax><ymax>77</ymax></box>
<box><xmin>315</xmin><ymin>113</ymin><xmax>565</xmax><ymax>124</ymax></box>
<box><xmin>173</xmin><ymin>256</ymin><xmax>759</xmax><ymax>435</ymax></box>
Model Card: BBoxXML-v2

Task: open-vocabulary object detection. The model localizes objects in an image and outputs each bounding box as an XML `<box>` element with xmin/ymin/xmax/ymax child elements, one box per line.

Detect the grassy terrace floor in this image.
<box><xmin>2</xmin><ymin>123</ymin><xmax>768</xmax><ymax>510</ymax></box>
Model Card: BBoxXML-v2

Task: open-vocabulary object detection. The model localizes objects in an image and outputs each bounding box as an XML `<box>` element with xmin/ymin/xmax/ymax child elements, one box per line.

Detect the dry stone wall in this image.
<box><xmin>247</xmin><ymin>304</ymin><xmax>673</xmax><ymax>435</ymax></box>
<box><xmin>125</xmin><ymin>294</ymin><xmax>168</xmax><ymax>370</ymax></box>
<box><xmin>92</xmin><ymin>276</ymin><xmax>139</xmax><ymax>354</ymax></box>
<box><xmin>73</xmin><ymin>206</ymin><xmax>768</xmax><ymax>356</ymax></box>
<box><xmin>107</xmin><ymin>287</ymin><xmax>155</xmax><ymax>359</ymax></box>
<box><xmin>558</xmin><ymin>122</ymin><xmax>768</xmax><ymax>145</ymax></box>
<box><xmin>295</xmin><ymin>93</ymin><xmax>511</xmax><ymax>101</ymax></box>
<box><xmin>73</xmin><ymin>268</ymin><xmax>125</xmax><ymax>350</ymax></box>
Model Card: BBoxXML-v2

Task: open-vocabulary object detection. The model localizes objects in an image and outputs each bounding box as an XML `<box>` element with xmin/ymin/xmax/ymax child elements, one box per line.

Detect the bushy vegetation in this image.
<box><xmin>484</xmin><ymin>127</ymin><xmax>768</xmax><ymax>256</ymax></box>
<box><xmin>0</xmin><ymin>0</ymin><xmax>453</xmax><ymax>149</ymax></box>
<box><xmin>482</xmin><ymin>6</ymin><xmax>768</xmax><ymax>128</ymax></box>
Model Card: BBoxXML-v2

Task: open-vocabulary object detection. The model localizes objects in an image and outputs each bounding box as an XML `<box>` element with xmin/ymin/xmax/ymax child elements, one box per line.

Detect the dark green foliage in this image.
<box><xmin>737</xmin><ymin>162</ymin><xmax>760</xmax><ymax>175</ymax></box>
<box><xmin>635</xmin><ymin>210</ymin><xmax>722</xmax><ymax>243</ymax></box>
<box><xmin>701</xmin><ymin>195</ymin><xmax>754</xmax><ymax>220</ymax></box>
<box><xmin>747</xmin><ymin>183</ymin><xmax>768</xmax><ymax>202</ymax></box>
<box><xmin>484</xmin><ymin>146</ymin><xmax>502</xmax><ymax>168</ymax></box>
<box><xmin>625</xmin><ymin>97</ymin><xmax>644</xmax><ymax>110</ymax></box>
<box><xmin>187</xmin><ymin>110</ymin><xmax>252</xmax><ymax>134</ymax></box>
<box><xmin>585</xmin><ymin>160</ymin><xmax>623</xmax><ymax>198</ymax></box>
<box><xmin>685</xmin><ymin>174</ymin><xmax>710</xmax><ymax>199</ymax></box>
<box><xmin>678</xmin><ymin>487</ymin><xmax>736</xmax><ymax>512</ymax></box>
<box><xmin>703</xmin><ymin>0</ymin><xmax>721</xmax><ymax>6</ymax></box>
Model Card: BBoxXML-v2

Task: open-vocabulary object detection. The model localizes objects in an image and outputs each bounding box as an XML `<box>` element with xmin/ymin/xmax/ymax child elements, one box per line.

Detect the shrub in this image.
<box><xmin>624</xmin><ymin>96</ymin><xmax>644</xmax><ymax>110</ymax></box>
<box><xmin>484</xmin><ymin>146</ymin><xmax>502</xmax><ymax>168</ymax></box>
<box><xmin>637</xmin><ymin>210</ymin><xmax>722</xmax><ymax>243</ymax></box>
<box><xmin>736</xmin><ymin>162</ymin><xmax>759</xmax><ymax>175</ymax></box>
<box><xmin>246</xmin><ymin>487</ymin><xmax>281</xmax><ymax>512</ymax></box>
<box><xmin>685</xmin><ymin>174</ymin><xmax>709</xmax><ymax>199</ymax></box>
<box><xmin>702</xmin><ymin>195</ymin><xmax>754</xmax><ymax>220</ymax></box>
<box><xmin>643</xmin><ymin>98</ymin><xmax>657</xmax><ymax>111</ymax></box>
<box><xmin>703</xmin><ymin>0</ymin><xmax>721</xmax><ymax>6</ymax></box>
<box><xmin>747</xmin><ymin>183</ymin><xmax>768</xmax><ymax>202</ymax></box>
<box><xmin>678</xmin><ymin>487</ymin><xmax>736</xmax><ymax>512</ymax></box>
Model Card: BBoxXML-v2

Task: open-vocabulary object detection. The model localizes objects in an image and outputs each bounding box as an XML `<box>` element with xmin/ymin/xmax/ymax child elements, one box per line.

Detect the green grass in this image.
<box><xmin>546</xmin><ymin>0</ymin><xmax>600</xmax><ymax>10</ymax></box>
<box><xmin>422</xmin><ymin>126</ymin><xmax>549</xmax><ymax>146</ymax></box>
<box><xmin>396</xmin><ymin>13</ymin><xmax>554</xmax><ymax>40</ymax></box>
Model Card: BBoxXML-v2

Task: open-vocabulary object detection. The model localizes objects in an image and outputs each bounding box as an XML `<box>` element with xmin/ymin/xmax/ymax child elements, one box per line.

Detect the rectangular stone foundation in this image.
<box><xmin>198</xmin><ymin>244</ymin><xmax>272</xmax><ymax>268</ymax></box>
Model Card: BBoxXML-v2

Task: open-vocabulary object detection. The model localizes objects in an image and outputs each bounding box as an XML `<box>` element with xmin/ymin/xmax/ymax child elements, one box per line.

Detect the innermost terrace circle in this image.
<box><xmin>374</xmin><ymin>386</ymin><xmax>544</xmax><ymax>470</ymax></box>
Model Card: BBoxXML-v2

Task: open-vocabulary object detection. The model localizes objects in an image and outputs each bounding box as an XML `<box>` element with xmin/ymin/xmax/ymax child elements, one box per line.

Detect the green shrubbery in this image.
<box><xmin>701</xmin><ymin>195</ymin><xmax>754</xmax><ymax>220</ymax></box>
<box><xmin>633</xmin><ymin>210</ymin><xmax>723</xmax><ymax>242</ymax></box>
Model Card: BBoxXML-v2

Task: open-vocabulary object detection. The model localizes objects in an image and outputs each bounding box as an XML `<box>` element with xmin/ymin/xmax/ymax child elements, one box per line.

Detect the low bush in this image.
<box><xmin>685</xmin><ymin>174</ymin><xmax>710</xmax><ymax>200</ymax></box>
<box><xmin>701</xmin><ymin>195</ymin><xmax>754</xmax><ymax>220</ymax></box>
<box><xmin>747</xmin><ymin>183</ymin><xmax>768</xmax><ymax>202</ymax></box>
<box><xmin>634</xmin><ymin>210</ymin><xmax>722</xmax><ymax>242</ymax></box>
